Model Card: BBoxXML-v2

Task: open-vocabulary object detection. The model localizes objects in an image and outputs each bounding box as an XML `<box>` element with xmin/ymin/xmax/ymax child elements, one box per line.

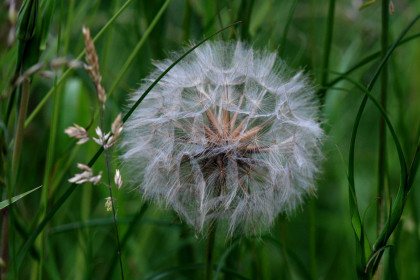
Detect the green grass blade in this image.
<box><xmin>407</xmin><ymin>142</ymin><xmax>420</xmax><ymax>189</ymax></box>
<box><xmin>346</xmin><ymin>13</ymin><xmax>420</xmax><ymax>277</ymax></box>
<box><xmin>279</xmin><ymin>0</ymin><xmax>298</xmax><ymax>57</ymax></box>
<box><xmin>0</xmin><ymin>186</ymin><xmax>42</xmax><ymax>210</ymax></box>
<box><xmin>319</xmin><ymin>32</ymin><xmax>420</xmax><ymax>99</ymax></box>
<box><xmin>24</xmin><ymin>0</ymin><xmax>135</xmax><ymax>128</ymax></box>
<box><xmin>104</xmin><ymin>203</ymin><xmax>149</xmax><ymax>280</ymax></box>
<box><xmin>107</xmin><ymin>0</ymin><xmax>171</xmax><ymax>98</ymax></box>
<box><xmin>347</xmin><ymin>12</ymin><xmax>420</xmax><ymax>224</ymax></box>
<box><xmin>15</xmin><ymin>21</ymin><xmax>240</xmax><ymax>271</ymax></box>
<box><xmin>319</xmin><ymin>0</ymin><xmax>336</xmax><ymax>103</ymax></box>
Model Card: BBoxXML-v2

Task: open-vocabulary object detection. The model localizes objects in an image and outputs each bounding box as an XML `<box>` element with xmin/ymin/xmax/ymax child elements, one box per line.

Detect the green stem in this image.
<box><xmin>24</xmin><ymin>0</ymin><xmax>135</xmax><ymax>128</ymax></box>
<box><xmin>279</xmin><ymin>0</ymin><xmax>298</xmax><ymax>57</ymax></box>
<box><xmin>377</xmin><ymin>0</ymin><xmax>389</xmax><ymax>248</ymax></box>
<box><xmin>7</xmin><ymin>79</ymin><xmax>30</xmax><ymax>279</ymax></box>
<box><xmin>204</xmin><ymin>220</ymin><xmax>217</xmax><ymax>280</ymax></box>
<box><xmin>16</xmin><ymin>22</ymin><xmax>240</xmax><ymax>270</ymax></box>
<box><xmin>12</xmin><ymin>80</ymin><xmax>30</xmax><ymax>184</ymax></box>
<box><xmin>37</xmin><ymin>0</ymin><xmax>61</xmax><ymax>278</ymax></box>
<box><xmin>277</xmin><ymin>220</ymin><xmax>292</xmax><ymax>279</ymax></box>
<box><xmin>319</xmin><ymin>0</ymin><xmax>336</xmax><ymax>104</ymax></box>
<box><xmin>99</xmin><ymin>92</ymin><xmax>124</xmax><ymax>279</ymax></box>
<box><xmin>182</xmin><ymin>0</ymin><xmax>192</xmax><ymax>41</ymax></box>
<box><xmin>1</xmin><ymin>209</ymin><xmax>9</xmax><ymax>279</ymax></box>
<box><xmin>104</xmin><ymin>204</ymin><xmax>149</xmax><ymax>280</ymax></box>
<box><xmin>107</xmin><ymin>0</ymin><xmax>171</xmax><ymax>98</ymax></box>
<box><xmin>309</xmin><ymin>197</ymin><xmax>317</xmax><ymax>280</ymax></box>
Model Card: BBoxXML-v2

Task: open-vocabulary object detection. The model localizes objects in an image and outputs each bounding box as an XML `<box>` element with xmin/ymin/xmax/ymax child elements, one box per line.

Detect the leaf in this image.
<box><xmin>0</xmin><ymin>186</ymin><xmax>42</xmax><ymax>210</ymax></box>
<box><xmin>39</xmin><ymin>0</ymin><xmax>56</xmax><ymax>50</ymax></box>
<box><xmin>359</xmin><ymin>0</ymin><xmax>377</xmax><ymax>11</ymax></box>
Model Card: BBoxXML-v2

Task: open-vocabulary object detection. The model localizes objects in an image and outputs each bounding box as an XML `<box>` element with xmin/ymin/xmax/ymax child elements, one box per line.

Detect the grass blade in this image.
<box><xmin>24</xmin><ymin>0</ymin><xmax>135</xmax><ymax>128</ymax></box>
<box><xmin>15</xmin><ymin>21</ymin><xmax>241</xmax><ymax>271</ymax></box>
<box><xmin>0</xmin><ymin>186</ymin><xmax>42</xmax><ymax>210</ymax></box>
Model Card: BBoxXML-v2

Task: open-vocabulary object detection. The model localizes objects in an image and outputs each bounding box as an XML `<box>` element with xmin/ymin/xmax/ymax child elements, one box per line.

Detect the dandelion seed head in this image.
<box><xmin>120</xmin><ymin>41</ymin><xmax>323</xmax><ymax>236</ymax></box>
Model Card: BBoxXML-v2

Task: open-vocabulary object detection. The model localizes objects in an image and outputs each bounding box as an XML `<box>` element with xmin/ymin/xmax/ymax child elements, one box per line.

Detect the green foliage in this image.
<box><xmin>1</xmin><ymin>0</ymin><xmax>420</xmax><ymax>279</ymax></box>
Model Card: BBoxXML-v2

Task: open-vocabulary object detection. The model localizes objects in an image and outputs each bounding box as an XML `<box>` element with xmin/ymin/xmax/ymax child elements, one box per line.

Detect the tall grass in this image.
<box><xmin>1</xmin><ymin>0</ymin><xmax>420</xmax><ymax>279</ymax></box>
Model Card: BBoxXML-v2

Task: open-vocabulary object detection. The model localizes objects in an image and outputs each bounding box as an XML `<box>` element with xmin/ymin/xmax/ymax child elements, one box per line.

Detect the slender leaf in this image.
<box><xmin>0</xmin><ymin>186</ymin><xmax>42</xmax><ymax>210</ymax></box>
<box><xmin>16</xmin><ymin>21</ymin><xmax>241</xmax><ymax>269</ymax></box>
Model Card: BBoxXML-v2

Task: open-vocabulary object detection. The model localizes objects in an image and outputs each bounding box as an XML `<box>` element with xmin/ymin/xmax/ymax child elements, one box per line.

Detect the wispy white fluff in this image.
<box><xmin>120</xmin><ymin>41</ymin><xmax>323</xmax><ymax>236</ymax></box>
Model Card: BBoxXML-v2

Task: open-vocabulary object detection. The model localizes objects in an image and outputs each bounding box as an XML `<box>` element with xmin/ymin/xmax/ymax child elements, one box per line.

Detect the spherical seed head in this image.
<box><xmin>120</xmin><ymin>41</ymin><xmax>323</xmax><ymax>236</ymax></box>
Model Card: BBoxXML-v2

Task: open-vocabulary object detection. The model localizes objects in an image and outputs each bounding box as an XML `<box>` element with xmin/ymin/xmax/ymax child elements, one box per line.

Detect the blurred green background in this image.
<box><xmin>1</xmin><ymin>0</ymin><xmax>420</xmax><ymax>279</ymax></box>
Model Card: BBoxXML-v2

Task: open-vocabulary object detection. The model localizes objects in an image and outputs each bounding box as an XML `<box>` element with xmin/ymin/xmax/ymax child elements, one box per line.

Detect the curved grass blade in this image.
<box><xmin>107</xmin><ymin>0</ymin><xmax>171</xmax><ymax>98</ymax></box>
<box><xmin>317</xmin><ymin>32</ymin><xmax>420</xmax><ymax>99</ymax></box>
<box><xmin>346</xmin><ymin>13</ymin><xmax>419</xmax><ymax>277</ymax></box>
<box><xmin>347</xmin><ymin>12</ymin><xmax>419</xmax><ymax>234</ymax></box>
<box><xmin>407</xmin><ymin>141</ymin><xmax>420</xmax><ymax>189</ymax></box>
<box><xmin>335</xmin><ymin>76</ymin><xmax>408</xmax><ymax>262</ymax></box>
<box><xmin>331</xmin><ymin>73</ymin><xmax>407</xmax><ymax>180</ymax></box>
<box><xmin>0</xmin><ymin>186</ymin><xmax>42</xmax><ymax>210</ymax></box>
<box><xmin>319</xmin><ymin>0</ymin><xmax>336</xmax><ymax>104</ymax></box>
<box><xmin>214</xmin><ymin>239</ymin><xmax>240</xmax><ymax>280</ymax></box>
<box><xmin>24</xmin><ymin>0</ymin><xmax>135</xmax><ymax>128</ymax></box>
<box><xmin>279</xmin><ymin>0</ymin><xmax>298</xmax><ymax>57</ymax></box>
<box><xmin>16</xmin><ymin>21</ymin><xmax>241</xmax><ymax>270</ymax></box>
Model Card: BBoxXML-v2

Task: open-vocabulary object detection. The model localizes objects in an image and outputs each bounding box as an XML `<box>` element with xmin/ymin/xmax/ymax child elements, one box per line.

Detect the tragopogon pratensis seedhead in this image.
<box><xmin>120</xmin><ymin>41</ymin><xmax>323</xmax><ymax>236</ymax></box>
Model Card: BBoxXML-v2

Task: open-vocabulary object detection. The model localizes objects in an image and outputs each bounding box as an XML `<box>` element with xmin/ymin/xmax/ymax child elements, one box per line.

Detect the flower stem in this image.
<box><xmin>319</xmin><ymin>0</ymin><xmax>336</xmax><ymax>104</ymax></box>
<box><xmin>375</xmin><ymin>0</ymin><xmax>389</xmax><ymax>277</ymax></box>
<box><xmin>12</xmin><ymin>79</ymin><xmax>30</xmax><ymax>184</ymax></box>
<box><xmin>100</xmin><ymin>108</ymin><xmax>124</xmax><ymax>279</ymax></box>
<box><xmin>204</xmin><ymin>219</ymin><xmax>217</xmax><ymax>280</ymax></box>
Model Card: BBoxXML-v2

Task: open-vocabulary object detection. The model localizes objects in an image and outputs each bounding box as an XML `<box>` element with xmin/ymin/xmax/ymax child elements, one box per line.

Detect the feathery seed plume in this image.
<box><xmin>120</xmin><ymin>41</ymin><xmax>323</xmax><ymax>236</ymax></box>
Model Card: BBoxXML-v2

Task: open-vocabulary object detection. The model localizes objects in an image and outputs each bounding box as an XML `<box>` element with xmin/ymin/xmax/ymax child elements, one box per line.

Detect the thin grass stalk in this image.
<box><xmin>101</xmin><ymin>109</ymin><xmax>125</xmax><ymax>280</ymax></box>
<box><xmin>6</xmin><ymin>79</ymin><xmax>31</xmax><ymax>278</ymax></box>
<box><xmin>279</xmin><ymin>0</ymin><xmax>298</xmax><ymax>57</ymax></box>
<box><xmin>239</xmin><ymin>0</ymin><xmax>254</xmax><ymax>40</ymax></box>
<box><xmin>182</xmin><ymin>0</ymin><xmax>192</xmax><ymax>41</ymax></box>
<box><xmin>340</xmin><ymin>72</ymin><xmax>409</xmax><ymax>277</ymax></box>
<box><xmin>309</xmin><ymin>0</ymin><xmax>316</xmax><ymax>69</ymax></box>
<box><xmin>11</xmin><ymin>80</ymin><xmax>30</xmax><ymax>185</ymax></box>
<box><xmin>277</xmin><ymin>222</ymin><xmax>293</xmax><ymax>279</ymax></box>
<box><xmin>107</xmin><ymin>0</ymin><xmax>171</xmax><ymax>98</ymax></box>
<box><xmin>365</xmin><ymin>15</ymin><xmax>420</xmax><ymax>253</ymax></box>
<box><xmin>105</xmin><ymin>204</ymin><xmax>149</xmax><ymax>280</ymax></box>
<box><xmin>36</xmin><ymin>0</ymin><xmax>60</xmax><ymax>278</ymax></box>
<box><xmin>101</xmin><ymin>0</ymin><xmax>121</xmax><ymax>73</ymax></box>
<box><xmin>250</xmin><ymin>240</ymin><xmax>261</xmax><ymax>279</ymax></box>
<box><xmin>345</xmin><ymin>14</ymin><xmax>420</xmax><ymax>277</ymax></box>
<box><xmin>16</xmin><ymin>22</ymin><xmax>241</xmax><ymax>270</ymax></box>
<box><xmin>204</xmin><ymin>220</ymin><xmax>217</xmax><ymax>280</ymax></box>
<box><xmin>319</xmin><ymin>0</ymin><xmax>336</xmax><ymax>103</ymax></box>
<box><xmin>216</xmin><ymin>0</ymin><xmax>224</xmax><ymax>38</ymax></box>
<box><xmin>24</xmin><ymin>0</ymin><xmax>135</xmax><ymax>128</ymax></box>
<box><xmin>321</xmin><ymin>32</ymin><xmax>420</xmax><ymax>95</ymax></box>
<box><xmin>74</xmin><ymin>181</ymin><xmax>92</xmax><ymax>279</ymax></box>
<box><xmin>377</xmin><ymin>0</ymin><xmax>389</xmax><ymax>240</ymax></box>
